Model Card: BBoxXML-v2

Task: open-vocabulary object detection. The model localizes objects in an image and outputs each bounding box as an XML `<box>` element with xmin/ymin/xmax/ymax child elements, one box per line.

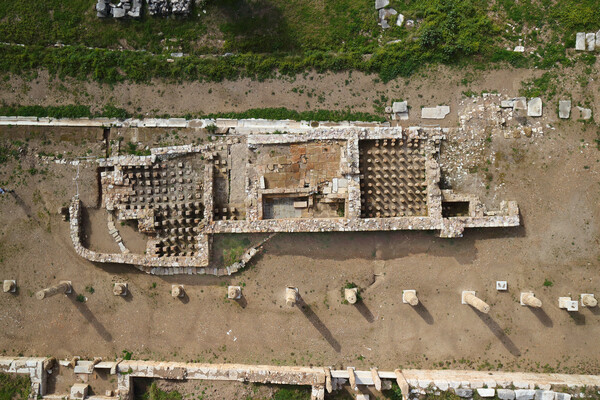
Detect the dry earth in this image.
<box><xmin>0</xmin><ymin>65</ymin><xmax>599</xmax><ymax>399</ymax></box>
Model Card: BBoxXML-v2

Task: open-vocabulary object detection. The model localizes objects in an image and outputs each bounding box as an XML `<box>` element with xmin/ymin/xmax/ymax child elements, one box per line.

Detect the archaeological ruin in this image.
<box><xmin>64</xmin><ymin>120</ymin><xmax>520</xmax><ymax>275</ymax></box>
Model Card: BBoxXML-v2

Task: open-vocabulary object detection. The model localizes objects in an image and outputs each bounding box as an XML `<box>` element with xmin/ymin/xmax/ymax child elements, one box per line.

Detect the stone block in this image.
<box><xmin>535</xmin><ymin>390</ymin><xmax>556</xmax><ymax>400</ymax></box>
<box><xmin>392</xmin><ymin>101</ymin><xmax>408</xmax><ymax>113</ymax></box>
<box><xmin>421</xmin><ymin>105</ymin><xmax>450</xmax><ymax>119</ymax></box>
<box><xmin>576</xmin><ymin>33</ymin><xmax>586</xmax><ymax>51</ymax></box>
<box><xmin>558</xmin><ymin>100</ymin><xmax>571</xmax><ymax>119</ymax></box>
<box><xmin>514</xmin><ymin>382</ymin><xmax>531</xmax><ymax>389</ymax></box>
<box><xmin>515</xmin><ymin>389</ymin><xmax>536</xmax><ymax>400</ymax></box>
<box><xmin>478</xmin><ymin>388</ymin><xmax>495</xmax><ymax>397</ymax></box>
<box><xmin>3</xmin><ymin>280</ymin><xmax>16</xmax><ymax>293</ymax></box>
<box><xmin>501</xmin><ymin>100</ymin><xmax>514</xmax><ymax>108</ymax></box>
<box><xmin>70</xmin><ymin>383</ymin><xmax>89</xmax><ymax>399</ymax></box>
<box><xmin>586</xmin><ymin>33</ymin><xmax>595</xmax><ymax>51</ymax></box>
<box><xmin>514</xmin><ymin>46</ymin><xmax>525</xmax><ymax>52</ymax></box>
<box><xmin>112</xmin><ymin>7</ymin><xmax>126</xmax><ymax>18</ymax></box>
<box><xmin>555</xmin><ymin>393</ymin><xmax>571</xmax><ymax>400</ymax></box>
<box><xmin>498</xmin><ymin>389</ymin><xmax>516</xmax><ymax>400</ymax></box>
<box><xmin>513</xmin><ymin>97</ymin><xmax>527</xmax><ymax>110</ymax></box>
<box><xmin>456</xmin><ymin>389</ymin><xmax>473</xmax><ymax>398</ymax></box>
<box><xmin>527</xmin><ymin>97</ymin><xmax>542</xmax><ymax>117</ymax></box>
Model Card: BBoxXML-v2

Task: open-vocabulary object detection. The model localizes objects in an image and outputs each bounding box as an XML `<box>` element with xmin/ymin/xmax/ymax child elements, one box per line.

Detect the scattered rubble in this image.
<box><xmin>378</xmin><ymin>7</ymin><xmax>397</xmax><ymax>29</ymax></box>
<box><xmin>148</xmin><ymin>0</ymin><xmax>192</xmax><ymax>16</ymax></box>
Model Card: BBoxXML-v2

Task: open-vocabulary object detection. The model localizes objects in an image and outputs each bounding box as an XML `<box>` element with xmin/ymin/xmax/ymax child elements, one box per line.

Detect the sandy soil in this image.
<box><xmin>0</xmin><ymin>66</ymin><xmax>599</xmax><ymax>399</ymax></box>
<box><xmin>0</xmin><ymin>67</ymin><xmax>538</xmax><ymax>126</ymax></box>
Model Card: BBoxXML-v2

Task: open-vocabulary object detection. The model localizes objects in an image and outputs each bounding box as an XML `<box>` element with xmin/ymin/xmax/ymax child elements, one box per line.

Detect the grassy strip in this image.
<box><xmin>0</xmin><ymin>104</ymin><xmax>385</xmax><ymax>122</ymax></box>
<box><xmin>140</xmin><ymin>383</ymin><xmax>182</xmax><ymax>400</ymax></box>
<box><xmin>0</xmin><ymin>373</ymin><xmax>31</xmax><ymax>400</ymax></box>
<box><xmin>204</xmin><ymin>108</ymin><xmax>386</xmax><ymax>122</ymax></box>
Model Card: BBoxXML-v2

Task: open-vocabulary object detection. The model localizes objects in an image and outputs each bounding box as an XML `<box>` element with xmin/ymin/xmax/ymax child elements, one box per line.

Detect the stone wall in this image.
<box><xmin>2</xmin><ymin>357</ymin><xmax>599</xmax><ymax>400</ymax></box>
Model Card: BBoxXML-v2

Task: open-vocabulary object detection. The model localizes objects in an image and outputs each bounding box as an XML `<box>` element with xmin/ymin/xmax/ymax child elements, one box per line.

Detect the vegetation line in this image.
<box><xmin>0</xmin><ymin>104</ymin><xmax>386</xmax><ymax>123</ymax></box>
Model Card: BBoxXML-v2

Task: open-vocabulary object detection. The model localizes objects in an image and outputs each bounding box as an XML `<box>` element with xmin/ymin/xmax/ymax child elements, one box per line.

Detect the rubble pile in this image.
<box><xmin>442</xmin><ymin>93</ymin><xmax>548</xmax><ymax>189</ymax></box>
<box><xmin>147</xmin><ymin>0</ymin><xmax>193</xmax><ymax>16</ymax></box>
<box><xmin>96</xmin><ymin>0</ymin><xmax>192</xmax><ymax>18</ymax></box>
<box><xmin>96</xmin><ymin>0</ymin><xmax>141</xmax><ymax>18</ymax></box>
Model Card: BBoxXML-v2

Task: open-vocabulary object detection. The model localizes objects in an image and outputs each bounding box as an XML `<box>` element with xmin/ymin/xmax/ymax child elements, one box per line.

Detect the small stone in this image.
<box><xmin>456</xmin><ymin>389</ymin><xmax>473</xmax><ymax>398</ymax></box>
<box><xmin>514</xmin><ymin>46</ymin><xmax>525</xmax><ymax>52</ymax></box>
<box><xmin>527</xmin><ymin>97</ymin><xmax>542</xmax><ymax>117</ymax></box>
<box><xmin>498</xmin><ymin>389</ymin><xmax>516</xmax><ymax>400</ymax></box>
<box><xmin>3</xmin><ymin>280</ymin><xmax>16</xmax><ymax>293</ymax></box>
<box><xmin>559</xmin><ymin>100</ymin><xmax>571</xmax><ymax>119</ymax></box>
<box><xmin>375</xmin><ymin>0</ymin><xmax>389</xmax><ymax>9</ymax></box>
<box><xmin>396</xmin><ymin>13</ymin><xmax>404</xmax><ymax>27</ymax></box>
<box><xmin>575</xmin><ymin>32</ymin><xmax>586</xmax><ymax>51</ymax></box>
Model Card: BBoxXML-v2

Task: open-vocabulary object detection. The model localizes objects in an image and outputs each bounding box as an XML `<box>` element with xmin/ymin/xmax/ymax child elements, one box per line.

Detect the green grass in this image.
<box><xmin>0</xmin><ymin>103</ymin><xmax>384</xmax><ymax>122</ymax></box>
<box><xmin>139</xmin><ymin>383</ymin><xmax>182</xmax><ymax>400</ymax></box>
<box><xmin>519</xmin><ymin>72</ymin><xmax>558</xmax><ymax>100</ymax></box>
<box><xmin>204</xmin><ymin>108</ymin><xmax>386</xmax><ymax>122</ymax></box>
<box><xmin>0</xmin><ymin>0</ymin><xmax>598</xmax><ymax>84</ymax></box>
<box><xmin>273</xmin><ymin>386</ymin><xmax>311</xmax><ymax>400</ymax></box>
<box><xmin>0</xmin><ymin>373</ymin><xmax>30</xmax><ymax>400</ymax></box>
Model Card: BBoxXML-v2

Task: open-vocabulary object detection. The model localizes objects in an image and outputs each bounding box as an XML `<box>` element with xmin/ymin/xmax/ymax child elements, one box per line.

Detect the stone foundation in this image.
<box><xmin>1</xmin><ymin>357</ymin><xmax>598</xmax><ymax>400</ymax></box>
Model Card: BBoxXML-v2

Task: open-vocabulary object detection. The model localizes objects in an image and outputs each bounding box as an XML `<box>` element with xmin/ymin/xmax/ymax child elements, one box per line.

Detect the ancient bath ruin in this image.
<box><xmin>66</xmin><ymin>120</ymin><xmax>520</xmax><ymax>275</ymax></box>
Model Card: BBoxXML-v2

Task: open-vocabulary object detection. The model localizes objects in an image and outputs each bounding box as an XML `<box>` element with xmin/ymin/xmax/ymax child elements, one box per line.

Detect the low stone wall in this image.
<box><xmin>2</xmin><ymin>357</ymin><xmax>599</xmax><ymax>400</ymax></box>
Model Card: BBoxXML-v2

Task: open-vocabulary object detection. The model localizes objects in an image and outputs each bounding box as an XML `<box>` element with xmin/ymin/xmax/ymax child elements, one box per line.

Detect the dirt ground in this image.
<box><xmin>0</xmin><ymin>66</ymin><xmax>599</xmax><ymax>399</ymax></box>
